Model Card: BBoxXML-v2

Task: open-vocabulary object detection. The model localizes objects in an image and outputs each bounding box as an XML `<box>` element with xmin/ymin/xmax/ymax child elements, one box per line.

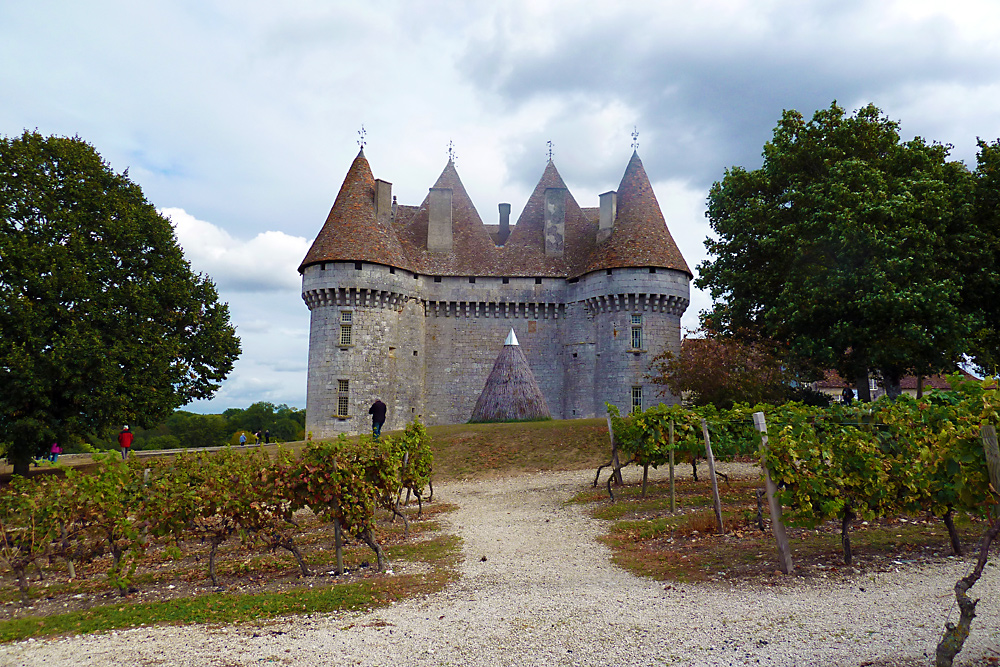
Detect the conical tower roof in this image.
<box><xmin>469</xmin><ymin>328</ymin><xmax>551</xmax><ymax>423</ymax></box>
<box><xmin>395</xmin><ymin>159</ymin><xmax>500</xmax><ymax>275</ymax></box>
<box><xmin>583</xmin><ymin>151</ymin><xmax>691</xmax><ymax>275</ymax></box>
<box><xmin>500</xmin><ymin>160</ymin><xmax>597</xmax><ymax>276</ymax></box>
<box><xmin>299</xmin><ymin>149</ymin><xmax>410</xmax><ymax>272</ymax></box>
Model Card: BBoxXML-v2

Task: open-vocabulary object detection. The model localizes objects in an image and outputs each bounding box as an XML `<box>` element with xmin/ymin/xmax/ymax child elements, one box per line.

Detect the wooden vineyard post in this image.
<box><xmin>606</xmin><ymin>414</ymin><xmax>623</xmax><ymax>486</ymax></box>
<box><xmin>753</xmin><ymin>411</ymin><xmax>794</xmax><ymax>574</ymax></box>
<box><xmin>980</xmin><ymin>425</ymin><xmax>1000</xmax><ymax>519</ymax></box>
<box><xmin>669</xmin><ymin>420</ymin><xmax>676</xmax><ymax>514</ymax></box>
<box><xmin>701</xmin><ymin>418</ymin><xmax>724</xmax><ymax>534</ymax></box>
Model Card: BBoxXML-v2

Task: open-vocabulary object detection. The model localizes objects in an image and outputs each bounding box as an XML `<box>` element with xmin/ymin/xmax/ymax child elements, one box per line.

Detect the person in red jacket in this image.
<box><xmin>118</xmin><ymin>425</ymin><xmax>134</xmax><ymax>460</ymax></box>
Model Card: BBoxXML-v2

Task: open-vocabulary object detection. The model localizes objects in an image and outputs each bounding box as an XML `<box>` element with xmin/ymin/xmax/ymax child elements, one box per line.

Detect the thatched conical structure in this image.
<box><xmin>469</xmin><ymin>329</ymin><xmax>551</xmax><ymax>423</ymax></box>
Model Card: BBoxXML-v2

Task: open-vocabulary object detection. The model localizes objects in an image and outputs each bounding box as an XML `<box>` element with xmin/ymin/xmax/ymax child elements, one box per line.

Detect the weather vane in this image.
<box><xmin>547</xmin><ymin>140</ymin><xmax>554</xmax><ymax>162</ymax></box>
<box><xmin>447</xmin><ymin>140</ymin><xmax>456</xmax><ymax>163</ymax></box>
<box><xmin>357</xmin><ymin>125</ymin><xmax>366</xmax><ymax>150</ymax></box>
<box><xmin>631</xmin><ymin>126</ymin><xmax>639</xmax><ymax>151</ymax></box>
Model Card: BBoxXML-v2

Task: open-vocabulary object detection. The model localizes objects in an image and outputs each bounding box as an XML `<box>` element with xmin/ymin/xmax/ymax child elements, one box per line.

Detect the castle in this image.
<box><xmin>299</xmin><ymin>146</ymin><xmax>691</xmax><ymax>438</ymax></box>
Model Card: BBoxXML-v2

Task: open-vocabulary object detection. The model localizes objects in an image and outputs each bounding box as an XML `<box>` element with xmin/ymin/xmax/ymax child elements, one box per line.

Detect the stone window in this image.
<box><xmin>630</xmin><ymin>314</ymin><xmax>642</xmax><ymax>350</ymax></box>
<box><xmin>632</xmin><ymin>386</ymin><xmax>643</xmax><ymax>413</ymax></box>
<box><xmin>337</xmin><ymin>379</ymin><xmax>349</xmax><ymax>417</ymax></box>
<box><xmin>339</xmin><ymin>311</ymin><xmax>353</xmax><ymax>346</ymax></box>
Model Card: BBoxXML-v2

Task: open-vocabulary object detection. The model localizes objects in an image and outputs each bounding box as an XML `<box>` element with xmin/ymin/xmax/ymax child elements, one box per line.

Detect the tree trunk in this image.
<box><xmin>208</xmin><ymin>537</ymin><xmax>223</xmax><ymax>587</ymax></box>
<box><xmin>916</xmin><ymin>376</ymin><xmax>924</xmax><ymax>399</ymax></box>
<box><xmin>391</xmin><ymin>505</ymin><xmax>410</xmax><ymax>538</ymax></box>
<box><xmin>15</xmin><ymin>567</ymin><xmax>30</xmax><ymax>606</ymax></box>
<box><xmin>360</xmin><ymin>528</ymin><xmax>386</xmax><ymax>571</ymax></box>
<box><xmin>278</xmin><ymin>537</ymin><xmax>312</xmax><ymax>577</ymax></box>
<box><xmin>882</xmin><ymin>368</ymin><xmax>902</xmax><ymax>400</ymax></box>
<box><xmin>641</xmin><ymin>464</ymin><xmax>649</xmax><ymax>498</ymax></box>
<box><xmin>11</xmin><ymin>458</ymin><xmax>31</xmax><ymax>478</ymax></box>
<box><xmin>936</xmin><ymin>513</ymin><xmax>1000</xmax><ymax>666</ymax></box>
<box><xmin>841</xmin><ymin>507</ymin><xmax>855</xmax><ymax>565</ymax></box>
<box><xmin>944</xmin><ymin>509</ymin><xmax>963</xmax><ymax>556</ymax></box>
<box><xmin>691</xmin><ymin>456</ymin><xmax>699</xmax><ymax>482</ymax></box>
<box><xmin>855</xmin><ymin>369</ymin><xmax>871</xmax><ymax>402</ymax></box>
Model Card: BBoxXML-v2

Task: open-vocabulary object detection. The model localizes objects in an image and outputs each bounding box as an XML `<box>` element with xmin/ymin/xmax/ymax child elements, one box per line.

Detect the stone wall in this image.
<box><xmin>302</xmin><ymin>262</ymin><xmax>689</xmax><ymax>438</ymax></box>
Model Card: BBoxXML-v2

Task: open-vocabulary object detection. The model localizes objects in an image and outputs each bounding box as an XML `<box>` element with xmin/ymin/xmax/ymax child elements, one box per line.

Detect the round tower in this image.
<box><xmin>298</xmin><ymin>149</ymin><xmax>421</xmax><ymax>439</ymax></box>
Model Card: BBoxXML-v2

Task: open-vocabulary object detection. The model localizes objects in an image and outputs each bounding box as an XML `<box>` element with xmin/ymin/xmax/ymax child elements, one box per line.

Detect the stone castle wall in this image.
<box><xmin>302</xmin><ymin>262</ymin><xmax>689</xmax><ymax>438</ymax></box>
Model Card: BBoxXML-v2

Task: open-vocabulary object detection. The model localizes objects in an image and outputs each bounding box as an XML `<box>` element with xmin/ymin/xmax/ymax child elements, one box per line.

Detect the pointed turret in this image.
<box><xmin>501</xmin><ymin>159</ymin><xmax>596</xmax><ymax>276</ymax></box>
<box><xmin>583</xmin><ymin>151</ymin><xmax>691</xmax><ymax>275</ymax></box>
<box><xmin>469</xmin><ymin>328</ymin><xmax>551</xmax><ymax>423</ymax></box>
<box><xmin>299</xmin><ymin>149</ymin><xmax>410</xmax><ymax>272</ymax></box>
<box><xmin>395</xmin><ymin>158</ymin><xmax>497</xmax><ymax>275</ymax></box>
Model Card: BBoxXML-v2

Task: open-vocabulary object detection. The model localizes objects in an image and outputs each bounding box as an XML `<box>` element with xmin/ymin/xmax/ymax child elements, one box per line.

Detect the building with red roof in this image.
<box><xmin>300</xmin><ymin>148</ymin><xmax>691</xmax><ymax>436</ymax></box>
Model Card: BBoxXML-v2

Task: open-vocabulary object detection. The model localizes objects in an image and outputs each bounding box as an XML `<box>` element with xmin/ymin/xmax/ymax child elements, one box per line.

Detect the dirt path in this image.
<box><xmin>0</xmin><ymin>465</ymin><xmax>997</xmax><ymax>666</ymax></box>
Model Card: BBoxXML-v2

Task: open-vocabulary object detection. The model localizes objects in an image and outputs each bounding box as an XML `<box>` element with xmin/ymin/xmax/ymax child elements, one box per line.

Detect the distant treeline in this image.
<box><xmin>86</xmin><ymin>402</ymin><xmax>306</xmax><ymax>452</ymax></box>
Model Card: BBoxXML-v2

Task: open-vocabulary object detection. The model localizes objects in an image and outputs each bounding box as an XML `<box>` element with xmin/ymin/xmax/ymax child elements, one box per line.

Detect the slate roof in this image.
<box><xmin>300</xmin><ymin>148</ymin><xmax>690</xmax><ymax>278</ymax></box>
<box><xmin>299</xmin><ymin>149</ymin><xmax>410</xmax><ymax>272</ymax></box>
<box><xmin>815</xmin><ymin>368</ymin><xmax>979</xmax><ymax>390</ymax></box>
<box><xmin>583</xmin><ymin>151</ymin><xmax>690</xmax><ymax>275</ymax></box>
<box><xmin>394</xmin><ymin>160</ymin><xmax>501</xmax><ymax>276</ymax></box>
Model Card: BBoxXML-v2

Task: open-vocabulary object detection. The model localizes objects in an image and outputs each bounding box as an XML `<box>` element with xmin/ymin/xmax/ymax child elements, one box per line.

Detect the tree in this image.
<box><xmin>0</xmin><ymin>131</ymin><xmax>241</xmax><ymax>474</ymax></box>
<box><xmin>963</xmin><ymin>139</ymin><xmax>1000</xmax><ymax>376</ymax></box>
<box><xmin>698</xmin><ymin>103</ymin><xmax>976</xmax><ymax>400</ymax></box>
<box><xmin>649</xmin><ymin>330</ymin><xmax>803</xmax><ymax>409</ymax></box>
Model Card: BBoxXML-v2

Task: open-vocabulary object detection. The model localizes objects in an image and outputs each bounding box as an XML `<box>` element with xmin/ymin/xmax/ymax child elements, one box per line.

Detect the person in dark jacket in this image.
<box><xmin>369</xmin><ymin>399</ymin><xmax>387</xmax><ymax>440</ymax></box>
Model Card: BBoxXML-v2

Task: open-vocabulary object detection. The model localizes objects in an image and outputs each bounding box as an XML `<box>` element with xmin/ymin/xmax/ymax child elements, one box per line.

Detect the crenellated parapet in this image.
<box><xmin>302</xmin><ymin>287</ymin><xmax>409</xmax><ymax>312</ymax></box>
<box><xmin>583</xmin><ymin>293</ymin><xmax>688</xmax><ymax>316</ymax></box>
<box><xmin>423</xmin><ymin>300</ymin><xmax>565</xmax><ymax>319</ymax></box>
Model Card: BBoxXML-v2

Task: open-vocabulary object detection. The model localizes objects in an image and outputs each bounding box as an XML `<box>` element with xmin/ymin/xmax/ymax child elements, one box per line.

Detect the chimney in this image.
<box><xmin>598</xmin><ymin>190</ymin><xmax>617</xmax><ymax>243</ymax></box>
<box><xmin>375</xmin><ymin>179</ymin><xmax>392</xmax><ymax>225</ymax></box>
<box><xmin>427</xmin><ymin>187</ymin><xmax>453</xmax><ymax>252</ymax></box>
<box><xmin>498</xmin><ymin>203</ymin><xmax>511</xmax><ymax>245</ymax></box>
<box><xmin>544</xmin><ymin>188</ymin><xmax>566</xmax><ymax>257</ymax></box>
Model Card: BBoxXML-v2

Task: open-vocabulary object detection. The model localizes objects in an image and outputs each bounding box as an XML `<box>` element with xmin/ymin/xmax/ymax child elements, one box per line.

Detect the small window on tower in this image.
<box><xmin>337</xmin><ymin>379</ymin><xmax>350</xmax><ymax>417</ymax></box>
<box><xmin>632</xmin><ymin>386</ymin><xmax>643</xmax><ymax>413</ymax></box>
<box><xmin>339</xmin><ymin>311</ymin><xmax>353</xmax><ymax>346</ymax></box>
<box><xmin>631</xmin><ymin>313</ymin><xmax>642</xmax><ymax>350</ymax></box>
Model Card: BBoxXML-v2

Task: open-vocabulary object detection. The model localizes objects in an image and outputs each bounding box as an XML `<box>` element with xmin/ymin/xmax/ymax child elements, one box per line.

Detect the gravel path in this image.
<box><xmin>1</xmin><ymin>464</ymin><xmax>997</xmax><ymax>666</ymax></box>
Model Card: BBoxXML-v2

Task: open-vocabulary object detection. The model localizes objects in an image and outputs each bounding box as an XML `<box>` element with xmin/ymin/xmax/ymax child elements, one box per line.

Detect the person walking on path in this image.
<box><xmin>239</xmin><ymin>433</ymin><xmax>247</xmax><ymax>447</ymax></box>
<box><xmin>254</xmin><ymin>430</ymin><xmax>262</xmax><ymax>446</ymax></box>
<box><xmin>264</xmin><ymin>429</ymin><xmax>270</xmax><ymax>445</ymax></box>
<box><xmin>841</xmin><ymin>387</ymin><xmax>854</xmax><ymax>405</ymax></box>
<box><xmin>369</xmin><ymin>399</ymin><xmax>387</xmax><ymax>440</ymax></box>
<box><xmin>49</xmin><ymin>442</ymin><xmax>61</xmax><ymax>463</ymax></box>
<box><xmin>118</xmin><ymin>426</ymin><xmax>134</xmax><ymax>460</ymax></box>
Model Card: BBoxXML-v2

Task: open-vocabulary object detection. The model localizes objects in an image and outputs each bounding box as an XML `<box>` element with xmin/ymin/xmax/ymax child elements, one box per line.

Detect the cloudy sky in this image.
<box><xmin>2</xmin><ymin>0</ymin><xmax>998</xmax><ymax>413</ymax></box>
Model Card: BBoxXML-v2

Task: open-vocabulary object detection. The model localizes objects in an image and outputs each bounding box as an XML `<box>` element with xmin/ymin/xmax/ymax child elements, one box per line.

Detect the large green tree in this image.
<box><xmin>0</xmin><ymin>131</ymin><xmax>241</xmax><ymax>474</ymax></box>
<box><xmin>964</xmin><ymin>139</ymin><xmax>1000</xmax><ymax>376</ymax></box>
<box><xmin>698</xmin><ymin>103</ymin><xmax>978</xmax><ymax>399</ymax></box>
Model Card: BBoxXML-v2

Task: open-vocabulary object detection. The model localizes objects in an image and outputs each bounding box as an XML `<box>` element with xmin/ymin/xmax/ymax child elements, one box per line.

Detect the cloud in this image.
<box><xmin>161</xmin><ymin>207</ymin><xmax>311</xmax><ymax>292</ymax></box>
<box><xmin>461</xmin><ymin>0</ymin><xmax>1000</xmax><ymax>186</ymax></box>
